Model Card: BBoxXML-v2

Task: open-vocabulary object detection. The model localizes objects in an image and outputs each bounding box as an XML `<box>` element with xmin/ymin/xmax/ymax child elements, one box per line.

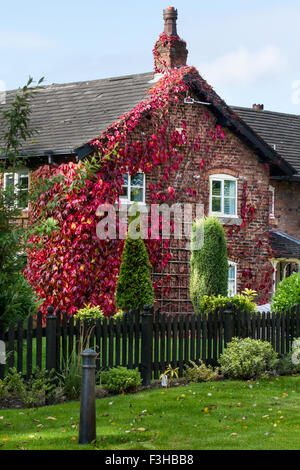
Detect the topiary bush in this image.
<box><xmin>190</xmin><ymin>217</ymin><xmax>228</xmax><ymax>313</ymax></box>
<box><xmin>115</xmin><ymin>233</ymin><xmax>154</xmax><ymax>311</ymax></box>
<box><xmin>101</xmin><ymin>367</ymin><xmax>142</xmax><ymax>394</ymax></box>
<box><xmin>219</xmin><ymin>337</ymin><xmax>278</xmax><ymax>379</ymax></box>
<box><xmin>271</xmin><ymin>273</ymin><xmax>300</xmax><ymax>313</ymax></box>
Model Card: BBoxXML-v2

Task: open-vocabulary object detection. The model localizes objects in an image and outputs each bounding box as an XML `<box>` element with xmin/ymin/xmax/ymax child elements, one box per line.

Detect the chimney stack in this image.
<box><xmin>252</xmin><ymin>104</ymin><xmax>264</xmax><ymax>111</ymax></box>
<box><xmin>153</xmin><ymin>7</ymin><xmax>188</xmax><ymax>73</ymax></box>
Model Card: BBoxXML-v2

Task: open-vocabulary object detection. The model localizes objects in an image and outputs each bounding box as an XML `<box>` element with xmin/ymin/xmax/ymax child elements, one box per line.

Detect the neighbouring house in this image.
<box><xmin>1</xmin><ymin>7</ymin><xmax>300</xmax><ymax>315</ymax></box>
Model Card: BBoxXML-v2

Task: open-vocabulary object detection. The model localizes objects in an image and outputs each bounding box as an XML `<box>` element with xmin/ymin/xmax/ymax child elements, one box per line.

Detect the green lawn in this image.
<box><xmin>1</xmin><ymin>376</ymin><xmax>300</xmax><ymax>450</ymax></box>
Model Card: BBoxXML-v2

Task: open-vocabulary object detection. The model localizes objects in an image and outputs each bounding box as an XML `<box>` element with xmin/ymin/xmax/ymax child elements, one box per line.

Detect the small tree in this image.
<box><xmin>115</xmin><ymin>232</ymin><xmax>154</xmax><ymax>311</ymax></box>
<box><xmin>190</xmin><ymin>216</ymin><xmax>228</xmax><ymax>313</ymax></box>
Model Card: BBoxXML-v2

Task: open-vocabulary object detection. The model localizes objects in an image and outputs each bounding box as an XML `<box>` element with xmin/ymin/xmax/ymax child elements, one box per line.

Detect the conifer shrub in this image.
<box><xmin>190</xmin><ymin>217</ymin><xmax>228</xmax><ymax>313</ymax></box>
<box><xmin>115</xmin><ymin>233</ymin><xmax>154</xmax><ymax>311</ymax></box>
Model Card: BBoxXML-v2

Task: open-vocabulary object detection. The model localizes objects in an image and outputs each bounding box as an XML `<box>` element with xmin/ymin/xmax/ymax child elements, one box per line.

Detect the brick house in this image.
<box><xmin>1</xmin><ymin>7</ymin><xmax>299</xmax><ymax>314</ymax></box>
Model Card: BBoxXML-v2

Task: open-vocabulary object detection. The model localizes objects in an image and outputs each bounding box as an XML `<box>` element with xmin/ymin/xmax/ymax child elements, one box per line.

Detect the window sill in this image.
<box><xmin>211</xmin><ymin>215</ymin><xmax>242</xmax><ymax>226</ymax></box>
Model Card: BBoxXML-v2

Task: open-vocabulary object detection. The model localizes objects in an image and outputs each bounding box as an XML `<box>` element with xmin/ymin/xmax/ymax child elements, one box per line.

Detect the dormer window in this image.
<box><xmin>120</xmin><ymin>172</ymin><xmax>145</xmax><ymax>204</ymax></box>
<box><xmin>209</xmin><ymin>174</ymin><xmax>237</xmax><ymax>217</ymax></box>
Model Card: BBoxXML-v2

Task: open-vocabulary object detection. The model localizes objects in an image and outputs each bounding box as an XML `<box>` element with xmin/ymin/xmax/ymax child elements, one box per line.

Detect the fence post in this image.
<box><xmin>223</xmin><ymin>303</ymin><xmax>235</xmax><ymax>346</ymax></box>
<box><xmin>46</xmin><ymin>306</ymin><xmax>57</xmax><ymax>372</ymax></box>
<box><xmin>141</xmin><ymin>305</ymin><xmax>154</xmax><ymax>386</ymax></box>
<box><xmin>79</xmin><ymin>348</ymin><xmax>97</xmax><ymax>445</ymax></box>
<box><xmin>0</xmin><ymin>319</ymin><xmax>5</xmax><ymax>380</ymax></box>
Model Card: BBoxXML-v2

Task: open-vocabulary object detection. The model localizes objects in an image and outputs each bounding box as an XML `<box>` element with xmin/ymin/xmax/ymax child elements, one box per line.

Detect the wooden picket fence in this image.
<box><xmin>0</xmin><ymin>304</ymin><xmax>300</xmax><ymax>383</ymax></box>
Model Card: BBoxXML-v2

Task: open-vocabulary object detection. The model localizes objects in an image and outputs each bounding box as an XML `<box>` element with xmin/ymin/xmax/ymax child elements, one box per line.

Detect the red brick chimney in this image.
<box><xmin>252</xmin><ymin>104</ymin><xmax>264</xmax><ymax>110</ymax></box>
<box><xmin>153</xmin><ymin>7</ymin><xmax>188</xmax><ymax>73</ymax></box>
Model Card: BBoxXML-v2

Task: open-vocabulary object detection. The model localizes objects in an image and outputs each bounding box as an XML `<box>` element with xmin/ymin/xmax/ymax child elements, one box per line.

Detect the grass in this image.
<box><xmin>1</xmin><ymin>375</ymin><xmax>300</xmax><ymax>450</ymax></box>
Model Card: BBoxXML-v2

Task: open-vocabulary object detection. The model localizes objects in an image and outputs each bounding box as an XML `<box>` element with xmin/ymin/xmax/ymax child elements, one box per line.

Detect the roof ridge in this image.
<box><xmin>232</xmin><ymin>105</ymin><xmax>300</xmax><ymax>119</ymax></box>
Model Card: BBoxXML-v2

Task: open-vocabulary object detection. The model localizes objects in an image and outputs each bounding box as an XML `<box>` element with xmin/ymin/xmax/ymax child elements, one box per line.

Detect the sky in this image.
<box><xmin>1</xmin><ymin>0</ymin><xmax>300</xmax><ymax>114</ymax></box>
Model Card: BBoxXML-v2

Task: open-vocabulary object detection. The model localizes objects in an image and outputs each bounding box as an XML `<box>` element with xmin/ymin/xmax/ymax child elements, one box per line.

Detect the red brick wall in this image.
<box><xmin>271</xmin><ymin>180</ymin><xmax>300</xmax><ymax>239</ymax></box>
<box><xmin>141</xmin><ymin>100</ymin><xmax>273</xmax><ymax>312</ymax></box>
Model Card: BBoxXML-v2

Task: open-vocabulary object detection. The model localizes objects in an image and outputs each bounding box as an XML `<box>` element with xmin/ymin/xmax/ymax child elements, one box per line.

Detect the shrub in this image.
<box><xmin>183</xmin><ymin>360</ymin><xmax>220</xmax><ymax>383</ymax></box>
<box><xmin>101</xmin><ymin>367</ymin><xmax>142</xmax><ymax>394</ymax></box>
<box><xmin>198</xmin><ymin>293</ymin><xmax>256</xmax><ymax>316</ymax></box>
<box><xmin>116</xmin><ymin>234</ymin><xmax>154</xmax><ymax>311</ymax></box>
<box><xmin>190</xmin><ymin>217</ymin><xmax>228</xmax><ymax>312</ymax></box>
<box><xmin>0</xmin><ymin>273</ymin><xmax>42</xmax><ymax>327</ymax></box>
<box><xmin>277</xmin><ymin>337</ymin><xmax>300</xmax><ymax>376</ymax></box>
<box><xmin>0</xmin><ymin>368</ymin><xmax>55</xmax><ymax>408</ymax></box>
<box><xmin>271</xmin><ymin>273</ymin><xmax>300</xmax><ymax>313</ymax></box>
<box><xmin>219</xmin><ymin>337</ymin><xmax>278</xmax><ymax>379</ymax></box>
<box><xmin>74</xmin><ymin>304</ymin><xmax>125</xmax><ymax>322</ymax></box>
<box><xmin>58</xmin><ymin>352</ymin><xmax>82</xmax><ymax>400</ymax></box>
<box><xmin>74</xmin><ymin>304</ymin><xmax>104</xmax><ymax>322</ymax></box>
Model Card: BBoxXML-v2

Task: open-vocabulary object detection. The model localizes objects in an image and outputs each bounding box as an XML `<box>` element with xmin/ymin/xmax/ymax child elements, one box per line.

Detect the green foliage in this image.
<box><xmin>0</xmin><ymin>272</ymin><xmax>41</xmax><ymax>326</ymax></box>
<box><xmin>0</xmin><ymin>76</ymin><xmax>44</xmax><ymax>326</ymax></box>
<box><xmin>277</xmin><ymin>337</ymin><xmax>300</xmax><ymax>375</ymax></box>
<box><xmin>190</xmin><ymin>217</ymin><xmax>228</xmax><ymax>312</ymax></box>
<box><xmin>160</xmin><ymin>364</ymin><xmax>179</xmax><ymax>386</ymax></box>
<box><xmin>183</xmin><ymin>360</ymin><xmax>220</xmax><ymax>383</ymax></box>
<box><xmin>74</xmin><ymin>304</ymin><xmax>124</xmax><ymax>322</ymax></box>
<box><xmin>101</xmin><ymin>367</ymin><xmax>142</xmax><ymax>394</ymax></box>
<box><xmin>219</xmin><ymin>337</ymin><xmax>278</xmax><ymax>380</ymax></box>
<box><xmin>0</xmin><ymin>368</ymin><xmax>55</xmax><ymax>408</ymax></box>
<box><xmin>115</xmin><ymin>234</ymin><xmax>154</xmax><ymax>311</ymax></box>
<box><xmin>58</xmin><ymin>352</ymin><xmax>82</xmax><ymax>401</ymax></box>
<box><xmin>198</xmin><ymin>293</ymin><xmax>256</xmax><ymax>316</ymax></box>
<box><xmin>74</xmin><ymin>304</ymin><xmax>104</xmax><ymax>322</ymax></box>
<box><xmin>271</xmin><ymin>273</ymin><xmax>300</xmax><ymax>313</ymax></box>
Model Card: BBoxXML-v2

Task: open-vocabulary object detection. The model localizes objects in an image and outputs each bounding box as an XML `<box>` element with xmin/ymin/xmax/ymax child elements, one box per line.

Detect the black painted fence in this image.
<box><xmin>0</xmin><ymin>304</ymin><xmax>300</xmax><ymax>384</ymax></box>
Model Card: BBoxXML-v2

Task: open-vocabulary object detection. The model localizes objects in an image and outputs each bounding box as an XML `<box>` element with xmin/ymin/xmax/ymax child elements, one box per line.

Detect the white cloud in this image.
<box><xmin>198</xmin><ymin>46</ymin><xmax>286</xmax><ymax>88</ymax></box>
<box><xmin>0</xmin><ymin>32</ymin><xmax>56</xmax><ymax>50</ymax></box>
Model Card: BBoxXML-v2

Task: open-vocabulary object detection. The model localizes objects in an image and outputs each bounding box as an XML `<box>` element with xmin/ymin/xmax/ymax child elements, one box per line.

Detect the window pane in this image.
<box><xmin>5</xmin><ymin>174</ymin><xmax>14</xmax><ymax>188</ymax></box>
<box><xmin>212</xmin><ymin>180</ymin><xmax>221</xmax><ymax>196</ymax></box>
<box><xmin>212</xmin><ymin>197</ymin><xmax>221</xmax><ymax>212</ymax></box>
<box><xmin>120</xmin><ymin>186</ymin><xmax>128</xmax><ymax>198</ymax></box>
<box><xmin>18</xmin><ymin>174</ymin><xmax>29</xmax><ymax>189</ymax></box>
<box><xmin>131</xmin><ymin>173</ymin><xmax>143</xmax><ymax>187</ymax></box>
<box><xmin>130</xmin><ymin>187</ymin><xmax>143</xmax><ymax>202</ymax></box>
<box><xmin>228</xmin><ymin>265</ymin><xmax>236</xmax><ymax>280</ymax></box>
<box><xmin>122</xmin><ymin>174</ymin><xmax>128</xmax><ymax>185</ymax></box>
<box><xmin>228</xmin><ymin>280</ymin><xmax>235</xmax><ymax>296</ymax></box>
<box><xmin>224</xmin><ymin>197</ymin><xmax>236</xmax><ymax>215</ymax></box>
<box><xmin>224</xmin><ymin>180</ymin><xmax>236</xmax><ymax>197</ymax></box>
<box><xmin>18</xmin><ymin>190</ymin><xmax>29</xmax><ymax>209</ymax></box>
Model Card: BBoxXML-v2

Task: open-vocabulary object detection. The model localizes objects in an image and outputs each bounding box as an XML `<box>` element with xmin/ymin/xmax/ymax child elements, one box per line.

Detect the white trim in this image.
<box><xmin>228</xmin><ymin>260</ymin><xmax>237</xmax><ymax>296</ymax></box>
<box><xmin>209</xmin><ymin>174</ymin><xmax>238</xmax><ymax>218</ymax></box>
<box><xmin>119</xmin><ymin>172</ymin><xmax>146</xmax><ymax>204</ymax></box>
<box><xmin>269</xmin><ymin>185</ymin><xmax>275</xmax><ymax>218</ymax></box>
<box><xmin>3</xmin><ymin>169</ymin><xmax>29</xmax><ymax>209</ymax></box>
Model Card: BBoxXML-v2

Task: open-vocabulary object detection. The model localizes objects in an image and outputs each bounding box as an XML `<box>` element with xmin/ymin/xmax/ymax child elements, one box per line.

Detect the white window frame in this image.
<box><xmin>228</xmin><ymin>261</ymin><xmax>237</xmax><ymax>296</ymax></box>
<box><xmin>119</xmin><ymin>172</ymin><xmax>146</xmax><ymax>205</ymax></box>
<box><xmin>209</xmin><ymin>174</ymin><xmax>238</xmax><ymax>218</ymax></box>
<box><xmin>3</xmin><ymin>169</ymin><xmax>29</xmax><ymax>210</ymax></box>
<box><xmin>269</xmin><ymin>185</ymin><xmax>275</xmax><ymax>219</ymax></box>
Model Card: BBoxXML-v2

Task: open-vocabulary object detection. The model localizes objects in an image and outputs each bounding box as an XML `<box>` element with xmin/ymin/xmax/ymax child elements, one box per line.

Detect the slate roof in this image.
<box><xmin>0</xmin><ymin>72</ymin><xmax>154</xmax><ymax>156</ymax></box>
<box><xmin>270</xmin><ymin>230</ymin><xmax>300</xmax><ymax>259</ymax></box>
<box><xmin>0</xmin><ymin>71</ymin><xmax>300</xmax><ymax>177</ymax></box>
<box><xmin>232</xmin><ymin>106</ymin><xmax>300</xmax><ymax>176</ymax></box>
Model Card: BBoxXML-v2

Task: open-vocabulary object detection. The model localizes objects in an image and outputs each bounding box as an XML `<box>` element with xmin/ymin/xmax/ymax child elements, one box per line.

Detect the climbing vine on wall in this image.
<box><xmin>24</xmin><ymin>65</ymin><xmax>273</xmax><ymax>316</ymax></box>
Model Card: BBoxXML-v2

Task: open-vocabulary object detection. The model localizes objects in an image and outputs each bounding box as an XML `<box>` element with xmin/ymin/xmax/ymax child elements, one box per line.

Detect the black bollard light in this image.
<box><xmin>78</xmin><ymin>348</ymin><xmax>97</xmax><ymax>445</ymax></box>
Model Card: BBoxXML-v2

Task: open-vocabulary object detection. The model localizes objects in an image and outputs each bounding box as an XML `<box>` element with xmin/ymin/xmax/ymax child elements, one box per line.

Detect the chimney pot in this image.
<box><xmin>252</xmin><ymin>104</ymin><xmax>264</xmax><ymax>110</ymax></box>
<box><xmin>163</xmin><ymin>6</ymin><xmax>178</xmax><ymax>36</ymax></box>
<box><xmin>153</xmin><ymin>7</ymin><xmax>188</xmax><ymax>73</ymax></box>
